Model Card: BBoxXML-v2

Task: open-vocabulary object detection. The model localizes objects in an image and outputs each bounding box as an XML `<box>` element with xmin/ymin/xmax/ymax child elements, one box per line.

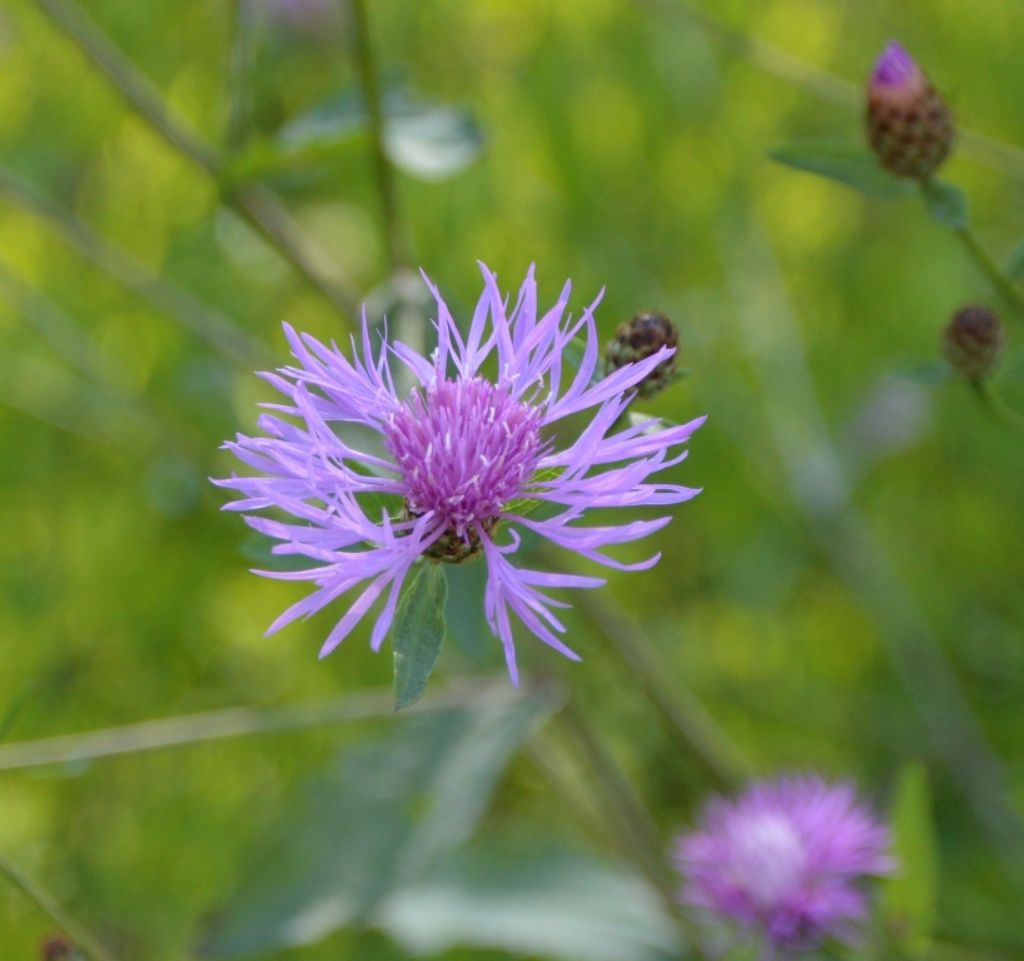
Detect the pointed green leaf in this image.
<box><xmin>199</xmin><ymin>692</ymin><xmax>558</xmax><ymax>958</ymax></box>
<box><xmin>444</xmin><ymin>561</ymin><xmax>496</xmax><ymax>666</ymax></box>
<box><xmin>393</xmin><ymin>563</ymin><xmax>448</xmax><ymax>710</ymax></box>
<box><xmin>563</xmin><ymin>338</ymin><xmax>604</xmax><ymax>386</ymax></box>
<box><xmin>1005</xmin><ymin>240</ymin><xmax>1024</xmax><ymax>282</ymax></box>
<box><xmin>920</xmin><ymin>179</ymin><xmax>969</xmax><ymax>229</ymax></box>
<box><xmin>379</xmin><ymin>838</ymin><xmax>683</xmax><ymax>961</ymax></box>
<box><xmin>882</xmin><ymin>762</ymin><xmax>938</xmax><ymax>956</ymax></box>
<box><xmin>382</xmin><ymin>96</ymin><xmax>485</xmax><ymax>182</ymax></box>
<box><xmin>894</xmin><ymin>361</ymin><xmax>954</xmax><ymax>386</ymax></box>
<box><xmin>767</xmin><ymin>140</ymin><xmax>914</xmax><ymax>198</ymax></box>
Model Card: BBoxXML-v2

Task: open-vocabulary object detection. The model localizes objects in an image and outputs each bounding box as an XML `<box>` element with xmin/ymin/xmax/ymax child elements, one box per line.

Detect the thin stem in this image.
<box><xmin>0</xmin><ymin>853</ymin><xmax>119</xmax><ymax>961</ymax></box>
<box><xmin>952</xmin><ymin>224</ymin><xmax>1024</xmax><ymax>322</ymax></box>
<box><xmin>542</xmin><ymin>546</ymin><xmax>749</xmax><ymax>790</ymax></box>
<box><xmin>225</xmin><ymin>0</ymin><xmax>257</xmax><ymax>150</ymax></box>
<box><xmin>229</xmin><ymin>182</ymin><xmax>362</xmax><ymax>318</ymax></box>
<box><xmin>557</xmin><ymin>702</ymin><xmax>707</xmax><ymax>958</ymax></box>
<box><xmin>0</xmin><ymin>166</ymin><xmax>271</xmax><ymax>368</ymax></box>
<box><xmin>33</xmin><ymin>0</ymin><xmax>362</xmax><ymax>321</ymax></box>
<box><xmin>35</xmin><ymin>0</ymin><xmax>219</xmax><ymax>173</ymax></box>
<box><xmin>0</xmin><ymin>680</ymin><xmax>515</xmax><ymax>772</ymax></box>
<box><xmin>350</xmin><ymin>0</ymin><xmax>407</xmax><ymax>271</ymax></box>
<box><xmin>970</xmin><ymin>380</ymin><xmax>1024</xmax><ymax>438</ymax></box>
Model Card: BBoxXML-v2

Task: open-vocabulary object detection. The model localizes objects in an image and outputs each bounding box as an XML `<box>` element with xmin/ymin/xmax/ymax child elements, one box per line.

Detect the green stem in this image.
<box><xmin>557</xmin><ymin>702</ymin><xmax>707</xmax><ymax>958</ymax></box>
<box><xmin>0</xmin><ymin>680</ymin><xmax>514</xmax><ymax>772</ymax></box>
<box><xmin>970</xmin><ymin>379</ymin><xmax>1024</xmax><ymax>438</ymax></box>
<box><xmin>542</xmin><ymin>547</ymin><xmax>749</xmax><ymax>790</ymax></box>
<box><xmin>0</xmin><ymin>853</ymin><xmax>119</xmax><ymax>961</ymax></box>
<box><xmin>33</xmin><ymin>0</ymin><xmax>361</xmax><ymax>321</ymax></box>
<box><xmin>0</xmin><ymin>166</ymin><xmax>271</xmax><ymax>367</ymax></box>
<box><xmin>350</xmin><ymin>0</ymin><xmax>407</xmax><ymax>271</ymax></box>
<box><xmin>952</xmin><ymin>224</ymin><xmax>1024</xmax><ymax>321</ymax></box>
<box><xmin>225</xmin><ymin>0</ymin><xmax>256</xmax><ymax>150</ymax></box>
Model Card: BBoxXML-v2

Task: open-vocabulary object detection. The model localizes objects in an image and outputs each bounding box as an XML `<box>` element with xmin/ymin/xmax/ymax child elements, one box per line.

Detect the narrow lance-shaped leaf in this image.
<box><xmin>767</xmin><ymin>140</ymin><xmax>915</xmax><ymax>199</ymax></box>
<box><xmin>393</xmin><ymin>562</ymin><xmax>448</xmax><ymax>710</ymax></box>
<box><xmin>1005</xmin><ymin>239</ymin><xmax>1024</xmax><ymax>282</ymax></box>
<box><xmin>200</xmin><ymin>692</ymin><xmax>558</xmax><ymax>958</ymax></box>
<box><xmin>919</xmin><ymin>179</ymin><xmax>969</xmax><ymax>229</ymax></box>
<box><xmin>881</xmin><ymin>762</ymin><xmax>938</xmax><ymax>956</ymax></box>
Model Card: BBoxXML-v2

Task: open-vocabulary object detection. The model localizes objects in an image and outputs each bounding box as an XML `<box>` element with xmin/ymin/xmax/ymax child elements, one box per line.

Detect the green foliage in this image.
<box><xmin>767</xmin><ymin>140</ymin><xmax>915</xmax><ymax>198</ymax></box>
<box><xmin>200</xmin><ymin>693</ymin><xmax>556</xmax><ymax>957</ymax></box>
<box><xmin>392</xmin><ymin>562</ymin><xmax>448</xmax><ymax>710</ymax></box>
<box><xmin>919</xmin><ymin>180</ymin><xmax>970</xmax><ymax>230</ymax></box>
<box><xmin>224</xmin><ymin>90</ymin><xmax>484</xmax><ymax>185</ymax></box>
<box><xmin>377</xmin><ymin>839</ymin><xmax>681</xmax><ymax>961</ymax></box>
<box><xmin>1004</xmin><ymin>239</ymin><xmax>1024</xmax><ymax>282</ymax></box>
<box><xmin>882</xmin><ymin>763</ymin><xmax>938</xmax><ymax>956</ymax></box>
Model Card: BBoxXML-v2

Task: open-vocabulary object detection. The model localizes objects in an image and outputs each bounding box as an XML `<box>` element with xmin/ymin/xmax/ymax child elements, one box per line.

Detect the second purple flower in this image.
<box><xmin>217</xmin><ymin>264</ymin><xmax>704</xmax><ymax>683</ymax></box>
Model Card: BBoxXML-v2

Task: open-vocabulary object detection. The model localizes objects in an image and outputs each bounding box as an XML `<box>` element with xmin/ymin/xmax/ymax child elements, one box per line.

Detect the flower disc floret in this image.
<box><xmin>385</xmin><ymin>377</ymin><xmax>544</xmax><ymax>539</ymax></box>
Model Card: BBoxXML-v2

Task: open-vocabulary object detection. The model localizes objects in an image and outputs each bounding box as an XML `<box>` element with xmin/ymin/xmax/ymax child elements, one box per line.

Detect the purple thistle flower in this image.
<box><xmin>673</xmin><ymin>775</ymin><xmax>894</xmax><ymax>954</ymax></box>
<box><xmin>215</xmin><ymin>264</ymin><xmax>704</xmax><ymax>684</ymax></box>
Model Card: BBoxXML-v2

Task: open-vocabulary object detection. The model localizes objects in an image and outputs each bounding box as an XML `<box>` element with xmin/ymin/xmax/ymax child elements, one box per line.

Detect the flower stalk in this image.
<box><xmin>0</xmin><ymin>854</ymin><xmax>118</xmax><ymax>961</ymax></box>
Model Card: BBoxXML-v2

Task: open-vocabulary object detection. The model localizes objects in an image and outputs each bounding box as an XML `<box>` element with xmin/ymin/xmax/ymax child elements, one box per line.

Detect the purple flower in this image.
<box><xmin>673</xmin><ymin>776</ymin><xmax>894</xmax><ymax>954</ymax></box>
<box><xmin>216</xmin><ymin>264</ymin><xmax>703</xmax><ymax>683</ymax></box>
<box><xmin>870</xmin><ymin>41</ymin><xmax>921</xmax><ymax>91</ymax></box>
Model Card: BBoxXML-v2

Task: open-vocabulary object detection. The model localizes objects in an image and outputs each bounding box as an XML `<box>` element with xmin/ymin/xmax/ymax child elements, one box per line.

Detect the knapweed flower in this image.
<box><xmin>605</xmin><ymin>311</ymin><xmax>680</xmax><ymax>399</ymax></box>
<box><xmin>943</xmin><ymin>304</ymin><xmax>1005</xmax><ymax>381</ymax></box>
<box><xmin>216</xmin><ymin>265</ymin><xmax>703</xmax><ymax>683</ymax></box>
<box><xmin>673</xmin><ymin>776</ymin><xmax>894</xmax><ymax>954</ymax></box>
<box><xmin>866</xmin><ymin>41</ymin><xmax>953</xmax><ymax>179</ymax></box>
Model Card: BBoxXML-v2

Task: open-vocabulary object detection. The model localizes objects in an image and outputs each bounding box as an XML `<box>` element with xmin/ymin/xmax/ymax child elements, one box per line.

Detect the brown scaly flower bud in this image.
<box><xmin>943</xmin><ymin>305</ymin><xmax>1005</xmax><ymax>381</ymax></box>
<box><xmin>41</xmin><ymin>936</ymin><xmax>75</xmax><ymax>961</ymax></box>
<box><xmin>604</xmin><ymin>312</ymin><xmax>679</xmax><ymax>399</ymax></box>
<box><xmin>866</xmin><ymin>41</ymin><xmax>953</xmax><ymax>179</ymax></box>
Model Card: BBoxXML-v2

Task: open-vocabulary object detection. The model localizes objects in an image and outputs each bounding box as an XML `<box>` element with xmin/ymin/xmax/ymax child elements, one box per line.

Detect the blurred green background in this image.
<box><xmin>1</xmin><ymin>0</ymin><xmax>1023</xmax><ymax>957</ymax></box>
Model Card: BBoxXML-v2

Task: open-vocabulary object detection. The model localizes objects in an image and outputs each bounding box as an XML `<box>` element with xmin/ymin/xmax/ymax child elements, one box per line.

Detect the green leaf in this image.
<box><xmin>920</xmin><ymin>179</ymin><xmax>969</xmax><ymax>229</ymax></box>
<box><xmin>378</xmin><ymin>838</ymin><xmax>683</xmax><ymax>961</ymax></box>
<box><xmin>894</xmin><ymin>361</ymin><xmax>954</xmax><ymax>386</ymax></box>
<box><xmin>627</xmin><ymin>411</ymin><xmax>679</xmax><ymax>433</ymax></box>
<box><xmin>1005</xmin><ymin>239</ymin><xmax>1024</xmax><ymax>282</ymax></box>
<box><xmin>882</xmin><ymin>762</ymin><xmax>938</xmax><ymax>956</ymax></box>
<box><xmin>504</xmin><ymin>465</ymin><xmax>564</xmax><ymax>518</ymax></box>
<box><xmin>767</xmin><ymin>140</ymin><xmax>914</xmax><ymax>199</ymax></box>
<box><xmin>393</xmin><ymin>563</ymin><xmax>448</xmax><ymax>710</ymax></box>
<box><xmin>226</xmin><ymin>89</ymin><xmax>485</xmax><ymax>185</ymax></box>
<box><xmin>382</xmin><ymin>94</ymin><xmax>485</xmax><ymax>182</ymax></box>
<box><xmin>444</xmin><ymin>561</ymin><xmax>496</xmax><ymax>666</ymax></box>
<box><xmin>563</xmin><ymin>338</ymin><xmax>604</xmax><ymax>386</ymax></box>
<box><xmin>199</xmin><ymin>692</ymin><xmax>557</xmax><ymax>958</ymax></box>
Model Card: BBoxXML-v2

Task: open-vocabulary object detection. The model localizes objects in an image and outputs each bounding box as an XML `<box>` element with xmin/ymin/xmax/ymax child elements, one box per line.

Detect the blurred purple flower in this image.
<box><xmin>673</xmin><ymin>775</ymin><xmax>894</xmax><ymax>954</ymax></box>
<box><xmin>216</xmin><ymin>264</ymin><xmax>703</xmax><ymax>683</ymax></box>
<box><xmin>870</xmin><ymin>41</ymin><xmax>920</xmax><ymax>90</ymax></box>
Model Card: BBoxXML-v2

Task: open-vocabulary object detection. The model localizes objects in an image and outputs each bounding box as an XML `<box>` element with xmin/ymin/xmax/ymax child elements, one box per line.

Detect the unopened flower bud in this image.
<box><xmin>866</xmin><ymin>41</ymin><xmax>953</xmax><ymax>179</ymax></box>
<box><xmin>41</xmin><ymin>936</ymin><xmax>74</xmax><ymax>961</ymax></box>
<box><xmin>943</xmin><ymin>305</ymin><xmax>1005</xmax><ymax>381</ymax></box>
<box><xmin>604</xmin><ymin>312</ymin><xmax>679</xmax><ymax>399</ymax></box>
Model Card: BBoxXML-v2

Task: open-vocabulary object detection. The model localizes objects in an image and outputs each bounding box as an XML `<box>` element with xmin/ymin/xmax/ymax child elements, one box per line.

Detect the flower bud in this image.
<box><xmin>41</xmin><ymin>936</ymin><xmax>75</xmax><ymax>961</ymax></box>
<box><xmin>866</xmin><ymin>41</ymin><xmax>953</xmax><ymax>179</ymax></box>
<box><xmin>943</xmin><ymin>305</ymin><xmax>1005</xmax><ymax>381</ymax></box>
<box><xmin>604</xmin><ymin>312</ymin><xmax>679</xmax><ymax>399</ymax></box>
